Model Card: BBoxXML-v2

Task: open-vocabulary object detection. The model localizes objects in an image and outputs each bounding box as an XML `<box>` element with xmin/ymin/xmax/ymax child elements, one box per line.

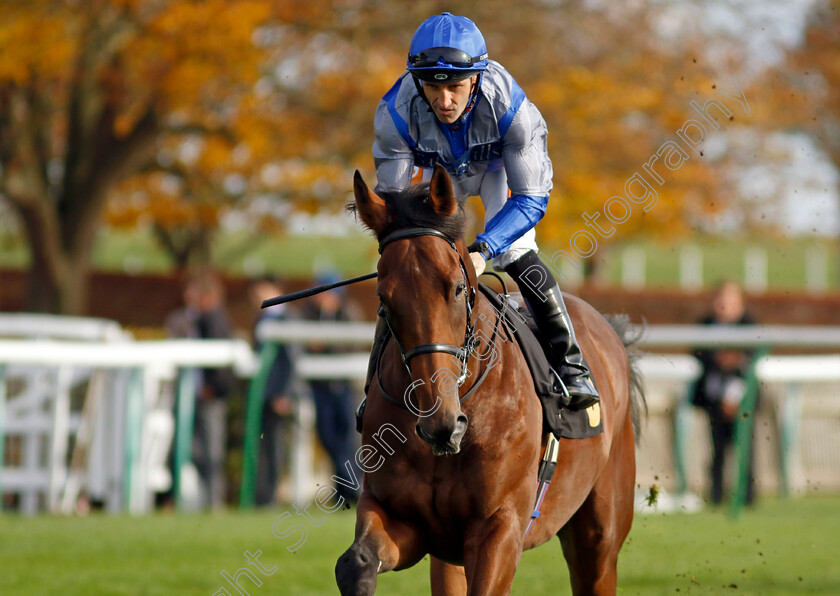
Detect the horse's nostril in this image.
<box><xmin>415</xmin><ymin>423</ymin><xmax>430</xmax><ymax>442</ymax></box>
<box><xmin>453</xmin><ymin>414</ymin><xmax>468</xmax><ymax>437</ymax></box>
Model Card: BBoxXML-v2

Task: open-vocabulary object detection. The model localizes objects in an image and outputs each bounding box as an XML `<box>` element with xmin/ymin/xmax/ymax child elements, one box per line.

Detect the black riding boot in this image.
<box><xmin>357</xmin><ymin>313</ymin><xmax>388</xmax><ymax>432</ymax></box>
<box><xmin>505</xmin><ymin>250</ymin><xmax>600</xmax><ymax>410</ymax></box>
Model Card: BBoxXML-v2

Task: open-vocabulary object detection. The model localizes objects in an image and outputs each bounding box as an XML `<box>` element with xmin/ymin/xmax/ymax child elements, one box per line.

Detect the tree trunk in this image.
<box><xmin>25</xmin><ymin>254</ymin><xmax>90</xmax><ymax>316</ymax></box>
<box><xmin>16</xmin><ymin>197</ymin><xmax>93</xmax><ymax>316</ymax></box>
<box><xmin>153</xmin><ymin>223</ymin><xmax>214</xmax><ymax>276</ymax></box>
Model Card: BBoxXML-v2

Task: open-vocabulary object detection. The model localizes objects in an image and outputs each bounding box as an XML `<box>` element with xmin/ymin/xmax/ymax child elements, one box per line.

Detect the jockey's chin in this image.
<box><xmin>432</xmin><ymin>107</ymin><xmax>461</xmax><ymax>123</ymax></box>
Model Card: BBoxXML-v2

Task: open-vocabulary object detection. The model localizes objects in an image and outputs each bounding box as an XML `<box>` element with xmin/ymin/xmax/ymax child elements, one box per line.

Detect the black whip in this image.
<box><xmin>260</xmin><ymin>272</ymin><xmax>378</xmax><ymax>308</ymax></box>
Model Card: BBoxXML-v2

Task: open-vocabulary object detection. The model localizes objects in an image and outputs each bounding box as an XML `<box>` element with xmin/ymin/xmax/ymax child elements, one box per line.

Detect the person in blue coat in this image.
<box><xmin>363</xmin><ymin>12</ymin><xmax>598</xmax><ymax>413</ymax></box>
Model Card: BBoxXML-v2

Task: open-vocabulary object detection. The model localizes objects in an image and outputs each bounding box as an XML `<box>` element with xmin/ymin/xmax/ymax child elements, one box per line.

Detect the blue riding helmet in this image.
<box><xmin>407</xmin><ymin>12</ymin><xmax>488</xmax><ymax>83</ymax></box>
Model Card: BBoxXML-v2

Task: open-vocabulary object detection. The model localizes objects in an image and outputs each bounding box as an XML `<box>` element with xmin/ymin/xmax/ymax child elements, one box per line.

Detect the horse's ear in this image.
<box><xmin>428</xmin><ymin>163</ymin><xmax>458</xmax><ymax>217</ymax></box>
<box><xmin>353</xmin><ymin>170</ymin><xmax>388</xmax><ymax>234</ymax></box>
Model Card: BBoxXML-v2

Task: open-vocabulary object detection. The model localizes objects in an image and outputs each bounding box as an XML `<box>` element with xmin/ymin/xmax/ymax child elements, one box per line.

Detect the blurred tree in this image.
<box><xmin>745</xmin><ymin>0</ymin><xmax>839</xmax><ymax>154</ymax></box>
<box><xmin>756</xmin><ymin>0</ymin><xmax>840</xmax><ymax>180</ymax></box>
<box><xmin>0</xmin><ymin>0</ymin><xmax>274</xmax><ymax>312</ymax></box>
<box><xmin>0</xmin><ymin>0</ymin><xmax>766</xmax><ymax>314</ymax></box>
<box><xmin>104</xmin><ymin>0</ymin><xmax>754</xmax><ymax>284</ymax></box>
<box><xmin>484</xmin><ymin>1</ymin><xmax>726</xmax><ymax>248</ymax></box>
<box><xmin>732</xmin><ymin>0</ymin><xmax>840</xmax><ymax>254</ymax></box>
<box><xmin>0</xmin><ymin>0</ymin><xmax>389</xmax><ymax>313</ymax></box>
<box><xmin>105</xmin><ymin>1</ymin><xmax>400</xmax><ymax>272</ymax></box>
<box><xmin>796</xmin><ymin>0</ymin><xmax>840</xmax><ymax>172</ymax></box>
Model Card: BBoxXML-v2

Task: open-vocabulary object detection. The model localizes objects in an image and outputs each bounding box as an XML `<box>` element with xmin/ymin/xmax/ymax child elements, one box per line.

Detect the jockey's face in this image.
<box><xmin>422</xmin><ymin>75</ymin><xmax>478</xmax><ymax>124</ymax></box>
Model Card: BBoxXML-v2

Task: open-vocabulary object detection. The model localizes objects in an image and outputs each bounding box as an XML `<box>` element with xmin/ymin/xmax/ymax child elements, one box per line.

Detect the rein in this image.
<box><xmin>374</xmin><ymin>226</ymin><xmax>500</xmax><ymax>408</ymax></box>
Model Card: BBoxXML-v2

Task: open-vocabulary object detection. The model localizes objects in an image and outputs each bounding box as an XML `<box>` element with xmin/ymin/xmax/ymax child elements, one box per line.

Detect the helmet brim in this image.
<box><xmin>410</xmin><ymin>68</ymin><xmax>481</xmax><ymax>83</ymax></box>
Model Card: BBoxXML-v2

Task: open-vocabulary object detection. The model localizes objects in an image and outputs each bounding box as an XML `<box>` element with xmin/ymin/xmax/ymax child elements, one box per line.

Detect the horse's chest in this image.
<box><xmin>369</xmin><ymin>451</ymin><xmax>498</xmax><ymax>527</ymax></box>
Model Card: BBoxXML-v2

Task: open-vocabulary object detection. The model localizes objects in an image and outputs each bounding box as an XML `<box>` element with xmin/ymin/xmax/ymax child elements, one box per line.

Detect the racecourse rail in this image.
<box><xmin>1</xmin><ymin>314</ymin><xmax>839</xmax><ymax>515</ymax></box>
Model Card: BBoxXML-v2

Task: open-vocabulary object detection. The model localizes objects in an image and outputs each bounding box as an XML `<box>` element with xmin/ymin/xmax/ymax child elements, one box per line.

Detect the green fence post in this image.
<box><xmin>0</xmin><ymin>365</ymin><xmax>6</xmax><ymax>506</ymax></box>
<box><xmin>778</xmin><ymin>381</ymin><xmax>802</xmax><ymax>498</ymax></box>
<box><xmin>123</xmin><ymin>368</ymin><xmax>144</xmax><ymax>513</ymax></box>
<box><xmin>673</xmin><ymin>388</ymin><xmax>694</xmax><ymax>495</ymax></box>
<box><xmin>730</xmin><ymin>345</ymin><xmax>771</xmax><ymax>520</ymax></box>
<box><xmin>239</xmin><ymin>342</ymin><xmax>278</xmax><ymax>510</ymax></box>
<box><xmin>173</xmin><ymin>368</ymin><xmax>196</xmax><ymax>510</ymax></box>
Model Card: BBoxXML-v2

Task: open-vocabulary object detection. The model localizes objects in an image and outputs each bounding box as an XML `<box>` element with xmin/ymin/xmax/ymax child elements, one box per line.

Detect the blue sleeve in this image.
<box><xmin>475</xmin><ymin>193</ymin><xmax>548</xmax><ymax>258</ymax></box>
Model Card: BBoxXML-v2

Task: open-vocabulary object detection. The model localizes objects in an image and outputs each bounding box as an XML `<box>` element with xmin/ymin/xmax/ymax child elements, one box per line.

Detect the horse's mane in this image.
<box><xmin>348</xmin><ymin>182</ymin><xmax>466</xmax><ymax>242</ymax></box>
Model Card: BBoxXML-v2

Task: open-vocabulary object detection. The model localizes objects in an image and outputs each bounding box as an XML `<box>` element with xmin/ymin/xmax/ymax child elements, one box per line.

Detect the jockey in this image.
<box><xmin>364</xmin><ymin>12</ymin><xmax>599</xmax><ymax>414</ymax></box>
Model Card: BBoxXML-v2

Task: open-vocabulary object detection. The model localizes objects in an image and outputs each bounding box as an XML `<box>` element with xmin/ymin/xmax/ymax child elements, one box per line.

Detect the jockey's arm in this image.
<box><xmin>373</xmin><ymin>151</ymin><xmax>415</xmax><ymax>194</ymax></box>
<box><xmin>473</xmin><ymin>100</ymin><xmax>553</xmax><ymax>260</ymax></box>
<box><xmin>372</xmin><ymin>100</ymin><xmax>415</xmax><ymax>193</ymax></box>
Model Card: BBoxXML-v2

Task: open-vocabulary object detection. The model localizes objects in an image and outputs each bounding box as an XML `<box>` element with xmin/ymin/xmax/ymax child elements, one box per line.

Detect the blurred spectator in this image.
<box><xmin>164</xmin><ymin>270</ymin><xmax>235</xmax><ymax>509</ymax></box>
<box><xmin>303</xmin><ymin>272</ymin><xmax>362</xmax><ymax>504</ymax></box>
<box><xmin>690</xmin><ymin>280</ymin><xmax>759</xmax><ymax>506</ymax></box>
<box><xmin>249</xmin><ymin>277</ymin><xmax>304</xmax><ymax>506</ymax></box>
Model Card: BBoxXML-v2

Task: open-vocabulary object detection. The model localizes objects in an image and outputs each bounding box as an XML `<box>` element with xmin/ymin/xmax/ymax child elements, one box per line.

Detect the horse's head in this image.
<box><xmin>352</xmin><ymin>165</ymin><xmax>479</xmax><ymax>456</ymax></box>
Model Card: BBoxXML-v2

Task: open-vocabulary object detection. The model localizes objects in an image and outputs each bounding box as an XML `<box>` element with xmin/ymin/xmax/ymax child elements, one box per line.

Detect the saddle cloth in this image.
<box><xmin>479</xmin><ymin>283</ymin><xmax>603</xmax><ymax>441</ymax></box>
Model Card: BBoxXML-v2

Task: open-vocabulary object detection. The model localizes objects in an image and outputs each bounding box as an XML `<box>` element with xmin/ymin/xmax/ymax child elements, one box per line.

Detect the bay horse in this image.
<box><xmin>336</xmin><ymin>165</ymin><xmax>644</xmax><ymax>595</ymax></box>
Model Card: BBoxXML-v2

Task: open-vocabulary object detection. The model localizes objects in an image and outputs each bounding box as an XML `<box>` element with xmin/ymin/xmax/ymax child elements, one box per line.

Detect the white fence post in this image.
<box><xmin>805</xmin><ymin>245</ymin><xmax>828</xmax><ymax>293</ymax></box>
<box><xmin>744</xmin><ymin>246</ymin><xmax>768</xmax><ymax>291</ymax></box>
<box><xmin>291</xmin><ymin>396</ymin><xmax>317</xmax><ymax>505</ymax></box>
<box><xmin>47</xmin><ymin>366</ymin><xmax>73</xmax><ymax>512</ymax></box>
<box><xmin>778</xmin><ymin>382</ymin><xmax>803</xmax><ymax>496</ymax></box>
<box><xmin>679</xmin><ymin>244</ymin><xmax>703</xmax><ymax>291</ymax></box>
<box><xmin>123</xmin><ymin>368</ymin><xmax>145</xmax><ymax>515</ymax></box>
<box><xmin>621</xmin><ymin>246</ymin><xmax>646</xmax><ymax>289</ymax></box>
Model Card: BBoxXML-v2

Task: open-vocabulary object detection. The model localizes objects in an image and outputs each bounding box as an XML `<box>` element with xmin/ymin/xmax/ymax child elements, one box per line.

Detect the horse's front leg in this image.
<box><xmin>431</xmin><ymin>557</ymin><xmax>467</xmax><ymax>596</ymax></box>
<box><xmin>336</xmin><ymin>492</ymin><xmax>426</xmax><ymax>596</ymax></box>
<box><xmin>462</xmin><ymin>509</ymin><xmax>524</xmax><ymax>595</ymax></box>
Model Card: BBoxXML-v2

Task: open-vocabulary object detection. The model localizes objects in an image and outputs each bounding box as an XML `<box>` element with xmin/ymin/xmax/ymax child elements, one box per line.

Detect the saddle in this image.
<box><xmin>479</xmin><ymin>284</ymin><xmax>603</xmax><ymax>441</ymax></box>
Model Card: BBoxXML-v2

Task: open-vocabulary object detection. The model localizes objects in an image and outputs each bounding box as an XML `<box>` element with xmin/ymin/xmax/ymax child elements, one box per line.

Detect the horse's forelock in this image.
<box><xmin>378</xmin><ymin>182</ymin><xmax>466</xmax><ymax>242</ymax></box>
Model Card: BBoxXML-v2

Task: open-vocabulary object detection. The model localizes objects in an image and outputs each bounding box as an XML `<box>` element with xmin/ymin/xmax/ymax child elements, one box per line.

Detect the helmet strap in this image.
<box><xmin>461</xmin><ymin>72</ymin><xmax>482</xmax><ymax>119</ymax></box>
<box><xmin>412</xmin><ymin>75</ymin><xmax>433</xmax><ymax>112</ymax></box>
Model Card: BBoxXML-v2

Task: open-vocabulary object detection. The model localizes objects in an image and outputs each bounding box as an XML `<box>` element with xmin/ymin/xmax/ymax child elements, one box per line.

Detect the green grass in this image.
<box><xmin>1</xmin><ymin>494</ymin><xmax>838</xmax><ymax>595</ymax></box>
<box><xmin>0</xmin><ymin>227</ymin><xmax>381</xmax><ymax>278</ymax></box>
<box><xmin>211</xmin><ymin>231</ymin><xmax>379</xmax><ymax>277</ymax></box>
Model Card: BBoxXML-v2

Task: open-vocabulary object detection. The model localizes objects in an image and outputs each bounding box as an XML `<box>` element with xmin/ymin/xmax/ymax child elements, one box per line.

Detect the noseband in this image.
<box><xmin>377</xmin><ymin>227</ymin><xmax>480</xmax><ymax>387</ymax></box>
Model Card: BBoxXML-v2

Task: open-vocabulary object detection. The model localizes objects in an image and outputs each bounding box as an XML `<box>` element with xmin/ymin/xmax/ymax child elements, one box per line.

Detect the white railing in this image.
<box><xmin>636</xmin><ymin>324</ymin><xmax>840</xmax><ymax>349</ymax></box>
<box><xmin>256</xmin><ymin>321</ymin><xmax>840</xmax><ymax>501</ymax></box>
<box><xmin>0</xmin><ymin>313</ymin><xmax>131</xmax><ymax>341</ymax></box>
<box><xmin>0</xmin><ymin>315</ymin><xmax>255</xmax><ymax>515</ymax></box>
<box><xmin>3</xmin><ymin>318</ymin><xmax>840</xmax><ymax>515</ymax></box>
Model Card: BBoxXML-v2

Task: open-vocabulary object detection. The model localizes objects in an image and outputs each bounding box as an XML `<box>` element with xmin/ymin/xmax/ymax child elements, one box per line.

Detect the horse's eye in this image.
<box><xmin>454</xmin><ymin>283</ymin><xmax>466</xmax><ymax>298</ymax></box>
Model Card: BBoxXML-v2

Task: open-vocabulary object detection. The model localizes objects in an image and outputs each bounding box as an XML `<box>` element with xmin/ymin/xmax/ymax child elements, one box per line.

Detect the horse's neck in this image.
<box><xmin>470</xmin><ymin>291</ymin><xmax>517</xmax><ymax>373</ymax></box>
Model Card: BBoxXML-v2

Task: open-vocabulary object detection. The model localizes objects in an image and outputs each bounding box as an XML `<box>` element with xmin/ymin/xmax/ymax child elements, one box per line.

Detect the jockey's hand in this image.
<box><xmin>467</xmin><ymin>240</ymin><xmax>491</xmax><ymax>276</ymax></box>
<box><xmin>470</xmin><ymin>251</ymin><xmax>486</xmax><ymax>277</ymax></box>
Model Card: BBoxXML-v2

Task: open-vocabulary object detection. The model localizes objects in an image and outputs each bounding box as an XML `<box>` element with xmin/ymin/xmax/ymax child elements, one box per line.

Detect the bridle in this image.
<box><xmin>378</xmin><ymin>227</ymin><xmax>478</xmax><ymax>384</ymax></box>
<box><xmin>375</xmin><ymin>226</ymin><xmax>501</xmax><ymax>406</ymax></box>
